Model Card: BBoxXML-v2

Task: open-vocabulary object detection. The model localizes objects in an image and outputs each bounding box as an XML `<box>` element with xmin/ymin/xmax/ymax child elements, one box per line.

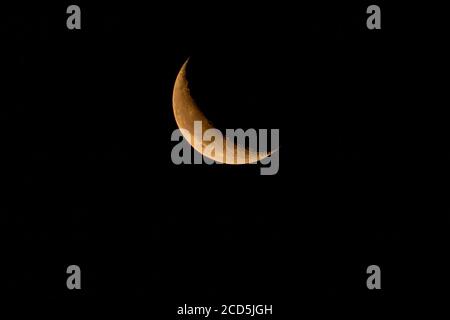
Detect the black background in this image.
<box><xmin>2</xmin><ymin>1</ymin><xmax>449</xmax><ymax>317</ymax></box>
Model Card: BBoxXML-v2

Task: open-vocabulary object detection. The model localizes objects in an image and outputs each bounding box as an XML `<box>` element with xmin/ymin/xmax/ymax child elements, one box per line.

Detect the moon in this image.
<box><xmin>172</xmin><ymin>58</ymin><xmax>270</xmax><ymax>164</ymax></box>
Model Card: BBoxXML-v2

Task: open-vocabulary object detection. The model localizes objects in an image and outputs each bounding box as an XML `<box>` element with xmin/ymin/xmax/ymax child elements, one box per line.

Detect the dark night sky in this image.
<box><xmin>2</xmin><ymin>0</ymin><xmax>449</xmax><ymax>317</ymax></box>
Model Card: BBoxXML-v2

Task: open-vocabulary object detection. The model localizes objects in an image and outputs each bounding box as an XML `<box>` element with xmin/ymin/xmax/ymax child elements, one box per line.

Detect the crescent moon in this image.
<box><xmin>172</xmin><ymin>58</ymin><xmax>270</xmax><ymax>164</ymax></box>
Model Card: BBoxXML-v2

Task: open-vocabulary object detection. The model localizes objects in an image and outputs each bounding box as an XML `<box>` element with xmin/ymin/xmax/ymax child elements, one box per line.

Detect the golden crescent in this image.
<box><xmin>172</xmin><ymin>58</ymin><xmax>271</xmax><ymax>164</ymax></box>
